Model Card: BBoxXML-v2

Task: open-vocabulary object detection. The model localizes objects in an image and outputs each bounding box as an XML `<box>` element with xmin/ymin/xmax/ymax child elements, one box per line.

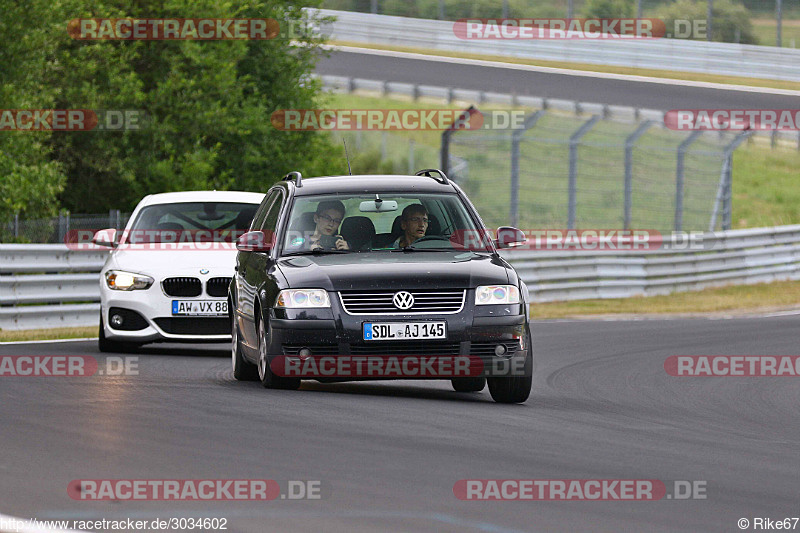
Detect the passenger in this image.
<box><xmin>393</xmin><ymin>204</ymin><xmax>429</xmax><ymax>248</ymax></box>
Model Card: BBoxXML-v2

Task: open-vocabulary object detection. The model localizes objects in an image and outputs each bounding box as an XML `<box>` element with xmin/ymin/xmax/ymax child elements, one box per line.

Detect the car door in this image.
<box><xmin>237</xmin><ymin>190</ymin><xmax>281</xmax><ymax>350</ymax></box>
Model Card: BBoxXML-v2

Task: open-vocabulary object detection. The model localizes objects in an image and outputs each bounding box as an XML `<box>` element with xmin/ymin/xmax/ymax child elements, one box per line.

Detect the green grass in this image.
<box><xmin>732</xmin><ymin>144</ymin><xmax>800</xmax><ymax>228</ymax></box>
<box><xmin>530</xmin><ymin>280</ymin><xmax>800</xmax><ymax>318</ymax></box>
<box><xmin>0</xmin><ymin>327</ymin><xmax>97</xmax><ymax>342</ymax></box>
<box><xmin>752</xmin><ymin>18</ymin><xmax>800</xmax><ymax>48</ymax></box>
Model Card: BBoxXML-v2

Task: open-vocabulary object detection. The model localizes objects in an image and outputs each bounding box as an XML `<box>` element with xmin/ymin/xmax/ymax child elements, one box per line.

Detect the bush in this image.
<box><xmin>655</xmin><ymin>0</ymin><xmax>758</xmax><ymax>44</ymax></box>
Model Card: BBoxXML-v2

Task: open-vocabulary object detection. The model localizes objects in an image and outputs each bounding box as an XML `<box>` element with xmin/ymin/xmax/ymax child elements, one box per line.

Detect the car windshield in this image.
<box><xmin>127</xmin><ymin>202</ymin><xmax>259</xmax><ymax>243</ymax></box>
<box><xmin>281</xmin><ymin>193</ymin><xmax>491</xmax><ymax>255</ymax></box>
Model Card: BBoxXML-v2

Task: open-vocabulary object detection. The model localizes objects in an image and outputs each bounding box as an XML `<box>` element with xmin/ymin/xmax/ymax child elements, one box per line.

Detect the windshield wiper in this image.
<box><xmin>283</xmin><ymin>249</ymin><xmax>352</xmax><ymax>256</ymax></box>
<box><xmin>390</xmin><ymin>246</ymin><xmax>452</xmax><ymax>252</ymax></box>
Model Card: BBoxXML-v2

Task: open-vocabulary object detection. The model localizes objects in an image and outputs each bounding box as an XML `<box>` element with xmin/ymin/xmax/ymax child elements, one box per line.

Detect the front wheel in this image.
<box><xmin>257</xmin><ymin>317</ymin><xmax>300</xmax><ymax>390</ymax></box>
<box><xmin>451</xmin><ymin>377</ymin><xmax>486</xmax><ymax>392</ymax></box>
<box><xmin>232</xmin><ymin>312</ymin><xmax>258</xmax><ymax>381</ymax></box>
<box><xmin>487</xmin><ymin>351</ymin><xmax>532</xmax><ymax>404</ymax></box>
<box><xmin>98</xmin><ymin>317</ymin><xmax>138</xmax><ymax>353</ymax></box>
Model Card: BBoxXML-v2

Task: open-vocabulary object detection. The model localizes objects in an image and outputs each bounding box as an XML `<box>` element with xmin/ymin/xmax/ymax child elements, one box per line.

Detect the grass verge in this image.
<box><xmin>530</xmin><ymin>280</ymin><xmax>800</xmax><ymax>319</ymax></box>
<box><xmin>329</xmin><ymin>40</ymin><xmax>800</xmax><ymax>92</ymax></box>
<box><xmin>0</xmin><ymin>326</ymin><xmax>97</xmax><ymax>343</ymax></box>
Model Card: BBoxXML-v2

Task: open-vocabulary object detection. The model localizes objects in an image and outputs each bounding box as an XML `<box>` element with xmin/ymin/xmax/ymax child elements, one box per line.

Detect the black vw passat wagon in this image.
<box><xmin>229</xmin><ymin>170</ymin><xmax>533</xmax><ymax>403</ymax></box>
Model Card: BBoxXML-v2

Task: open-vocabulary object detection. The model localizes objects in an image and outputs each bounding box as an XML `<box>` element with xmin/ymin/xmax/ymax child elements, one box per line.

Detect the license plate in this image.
<box><xmin>363</xmin><ymin>322</ymin><xmax>447</xmax><ymax>341</ymax></box>
<box><xmin>172</xmin><ymin>300</ymin><xmax>228</xmax><ymax>316</ymax></box>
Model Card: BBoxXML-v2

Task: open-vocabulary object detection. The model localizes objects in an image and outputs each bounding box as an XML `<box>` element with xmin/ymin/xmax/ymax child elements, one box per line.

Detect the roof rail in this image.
<box><xmin>414</xmin><ymin>168</ymin><xmax>450</xmax><ymax>185</ymax></box>
<box><xmin>282</xmin><ymin>171</ymin><xmax>302</xmax><ymax>188</ymax></box>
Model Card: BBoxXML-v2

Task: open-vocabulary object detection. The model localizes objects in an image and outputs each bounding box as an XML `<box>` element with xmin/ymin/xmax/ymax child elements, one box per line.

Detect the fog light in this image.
<box><xmin>298</xmin><ymin>348</ymin><xmax>313</xmax><ymax>357</ymax></box>
<box><xmin>110</xmin><ymin>314</ymin><xmax>124</xmax><ymax>327</ymax></box>
<box><xmin>494</xmin><ymin>344</ymin><xmax>507</xmax><ymax>356</ymax></box>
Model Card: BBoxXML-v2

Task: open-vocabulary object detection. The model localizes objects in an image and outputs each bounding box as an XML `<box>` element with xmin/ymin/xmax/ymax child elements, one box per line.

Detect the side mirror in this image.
<box><xmin>236</xmin><ymin>230</ymin><xmax>273</xmax><ymax>252</ymax></box>
<box><xmin>92</xmin><ymin>228</ymin><xmax>118</xmax><ymax>248</ymax></box>
<box><xmin>495</xmin><ymin>226</ymin><xmax>527</xmax><ymax>249</ymax></box>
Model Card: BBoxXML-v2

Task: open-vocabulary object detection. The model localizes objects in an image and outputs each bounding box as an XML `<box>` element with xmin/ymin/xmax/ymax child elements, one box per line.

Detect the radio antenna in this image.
<box><xmin>343</xmin><ymin>138</ymin><xmax>352</xmax><ymax>175</ymax></box>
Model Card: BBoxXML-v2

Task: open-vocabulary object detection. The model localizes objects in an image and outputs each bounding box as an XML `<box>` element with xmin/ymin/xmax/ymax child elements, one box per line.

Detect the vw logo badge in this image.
<box><xmin>393</xmin><ymin>291</ymin><xmax>415</xmax><ymax>310</ymax></box>
<box><xmin>199</xmin><ymin>268</ymin><xmax>209</xmax><ymax>274</ymax></box>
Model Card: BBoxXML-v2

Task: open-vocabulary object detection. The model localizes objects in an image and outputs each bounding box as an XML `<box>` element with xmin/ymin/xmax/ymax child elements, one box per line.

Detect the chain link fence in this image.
<box><xmin>0</xmin><ymin>211</ymin><xmax>130</xmax><ymax>244</ymax></box>
<box><xmin>444</xmin><ymin>109</ymin><xmax>751</xmax><ymax>232</ymax></box>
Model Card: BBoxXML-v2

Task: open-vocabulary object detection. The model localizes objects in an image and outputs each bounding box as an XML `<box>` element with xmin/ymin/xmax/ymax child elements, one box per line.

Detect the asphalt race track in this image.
<box><xmin>2</xmin><ymin>315</ymin><xmax>799</xmax><ymax>532</ymax></box>
<box><xmin>316</xmin><ymin>48</ymin><xmax>800</xmax><ymax>111</ymax></box>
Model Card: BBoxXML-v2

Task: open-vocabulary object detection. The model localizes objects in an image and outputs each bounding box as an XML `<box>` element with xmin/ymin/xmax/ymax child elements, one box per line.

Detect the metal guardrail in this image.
<box><xmin>500</xmin><ymin>225</ymin><xmax>800</xmax><ymax>302</ymax></box>
<box><xmin>3</xmin><ymin>225</ymin><xmax>800</xmax><ymax>330</ymax></box>
<box><xmin>313</xmin><ymin>8</ymin><xmax>800</xmax><ymax>82</ymax></box>
<box><xmin>0</xmin><ymin>245</ymin><xmax>107</xmax><ymax>331</ymax></box>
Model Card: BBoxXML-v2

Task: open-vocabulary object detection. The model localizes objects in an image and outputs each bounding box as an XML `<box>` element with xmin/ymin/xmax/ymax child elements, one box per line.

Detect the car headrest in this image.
<box><xmin>341</xmin><ymin>216</ymin><xmax>376</xmax><ymax>251</ymax></box>
<box><xmin>156</xmin><ymin>222</ymin><xmax>184</xmax><ymax>231</ymax></box>
<box><xmin>390</xmin><ymin>213</ymin><xmax>441</xmax><ymax>236</ymax></box>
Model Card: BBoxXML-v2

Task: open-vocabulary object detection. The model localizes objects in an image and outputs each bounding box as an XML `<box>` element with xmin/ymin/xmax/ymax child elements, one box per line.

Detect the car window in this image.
<box><xmin>281</xmin><ymin>192</ymin><xmax>486</xmax><ymax>253</ymax></box>
<box><xmin>251</xmin><ymin>190</ymin><xmax>280</xmax><ymax>232</ymax></box>
<box><xmin>127</xmin><ymin>202</ymin><xmax>260</xmax><ymax>243</ymax></box>
<box><xmin>259</xmin><ymin>189</ymin><xmax>284</xmax><ymax>233</ymax></box>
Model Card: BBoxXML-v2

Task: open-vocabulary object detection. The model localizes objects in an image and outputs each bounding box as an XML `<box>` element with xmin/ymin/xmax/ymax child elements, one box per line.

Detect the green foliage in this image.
<box><xmin>654</xmin><ymin>0</ymin><xmax>758</xmax><ymax>44</ymax></box>
<box><xmin>0</xmin><ymin>0</ymin><xmax>69</xmax><ymax>221</ymax></box>
<box><xmin>1</xmin><ymin>0</ymin><xmax>340</xmax><ymax>217</ymax></box>
<box><xmin>581</xmin><ymin>0</ymin><xmax>634</xmax><ymax>18</ymax></box>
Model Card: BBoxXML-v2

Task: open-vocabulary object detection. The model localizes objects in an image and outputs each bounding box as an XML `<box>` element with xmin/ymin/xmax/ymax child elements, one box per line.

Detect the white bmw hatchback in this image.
<box><xmin>93</xmin><ymin>191</ymin><xmax>265</xmax><ymax>352</ymax></box>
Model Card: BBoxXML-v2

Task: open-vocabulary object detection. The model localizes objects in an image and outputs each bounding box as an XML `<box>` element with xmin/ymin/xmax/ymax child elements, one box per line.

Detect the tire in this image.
<box><xmin>256</xmin><ymin>316</ymin><xmax>300</xmax><ymax>390</ymax></box>
<box><xmin>451</xmin><ymin>377</ymin><xmax>486</xmax><ymax>393</ymax></box>
<box><xmin>231</xmin><ymin>312</ymin><xmax>258</xmax><ymax>381</ymax></box>
<box><xmin>487</xmin><ymin>349</ymin><xmax>532</xmax><ymax>404</ymax></box>
<box><xmin>97</xmin><ymin>317</ymin><xmax>137</xmax><ymax>353</ymax></box>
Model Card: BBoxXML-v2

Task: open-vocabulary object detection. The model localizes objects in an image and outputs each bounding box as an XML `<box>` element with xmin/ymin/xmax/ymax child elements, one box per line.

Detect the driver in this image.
<box><xmin>393</xmin><ymin>204</ymin><xmax>428</xmax><ymax>248</ymax></box>
<box><xmin>308</xmin><ymin>200</ymin><xmax>350</xmax><ymax>251</ymax></box>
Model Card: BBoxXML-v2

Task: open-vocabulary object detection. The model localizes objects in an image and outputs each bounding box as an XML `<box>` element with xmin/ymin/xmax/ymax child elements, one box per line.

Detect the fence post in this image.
<box><xmin>408</xmin><ymin>139</ymin><xmax>415</xmax><ymax>174</ymax></box>
<box><xmin>440</xmin><ymin>105</ymin><xmax>477</xmax><ymax>176</ymax></box>
<box><xmin>13</xmin><ymin>213</ymin><xmax>19</xmax><ymax>238</ymax></box>
<box><xmin>568</xmin><ymin>115</ymin><xmax>601</xmax><ymax>229</ymax></box>
<box><xmin>510</xmin><ymin>110</ymin><xmax>545</xmax><ymax>228</ymax></box>
<box><xmin>709</xmin><ymin>132</ymin><xmax>751</xmax><ymax>231</ymax></box>
<box><xmin>674</xmin><ymin>130</ymin><xmax>703</xmax><ymax>232</ymax></box>
<box><xmin>624</xmin><ymin>120</ymin><xmax>654</xmax><ymax>230</ymax></box>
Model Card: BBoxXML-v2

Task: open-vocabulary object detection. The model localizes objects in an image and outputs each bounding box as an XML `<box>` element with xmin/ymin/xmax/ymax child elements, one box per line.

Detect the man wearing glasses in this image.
<box><xmin>309</xmin><ymin>200</ymin><xmax>350</xmax><ymax>251</ymax></box>
<box><xmin>393</xmin><ymin>204</ymin><xmax>429</xmax><ymax>248</ymax></box>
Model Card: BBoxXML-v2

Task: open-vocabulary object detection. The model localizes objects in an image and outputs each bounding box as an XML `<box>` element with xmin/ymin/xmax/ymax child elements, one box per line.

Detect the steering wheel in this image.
<box><xmin>409</xmin><ymin>235</ymin><xmax>453</xmax><ymax>247</ymax></box>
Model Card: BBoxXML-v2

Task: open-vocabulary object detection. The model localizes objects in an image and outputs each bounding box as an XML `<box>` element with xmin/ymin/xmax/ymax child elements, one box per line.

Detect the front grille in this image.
<box><xmin>339</xmin><ymin>290</ymin><xmax>465</xmax><ymax>315</ymax></box>
<box><xmin>470</xmin><ymin>341</ymin><xmax>521</xmax><ymax>357</ymax></box>
<box><xmin>350</xmin><ymin>341</ymin><xmax>461</xmax><ymax>356</ymax></box>
<box><xmin>154</xmin><ymin>317</ymin><xmax>228</xmax><ymax>335</ymax></box>
<box><xmin>162</xmin><ymin>277</ymin><xmax>201</xmax><ymax>297</ymax></box>
<box><xmin>282</xmin><ymin>344</ymin><xmax>340</xmax><ymax>355</ymax></box>
<box><xmin>206</xmin><ymin>277</ymin><xmax>231</xmax><ymax>298</ymax></box>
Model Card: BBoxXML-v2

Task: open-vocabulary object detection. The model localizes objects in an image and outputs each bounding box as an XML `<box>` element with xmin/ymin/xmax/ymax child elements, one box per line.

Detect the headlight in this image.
<box><xmin>105</xmin><ymin>270</ymin><xmax>154</xmax><ymax>291</ymax></box>
<box><xmin>475</xmin><ymin>285</ymin><xmax>520</xmax><ymax>305</ymax></box>
<box><xmin>276</xmin><ymin>289</ymin><xmax>330</xmax><ymax>308</ymax></box>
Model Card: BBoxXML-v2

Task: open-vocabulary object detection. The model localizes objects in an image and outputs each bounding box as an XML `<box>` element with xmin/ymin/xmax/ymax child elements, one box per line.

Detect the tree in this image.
<box><xmin>3</xmin><ymin>0</ymin><xmax>341</xmax><ymax>215</ymax></box>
